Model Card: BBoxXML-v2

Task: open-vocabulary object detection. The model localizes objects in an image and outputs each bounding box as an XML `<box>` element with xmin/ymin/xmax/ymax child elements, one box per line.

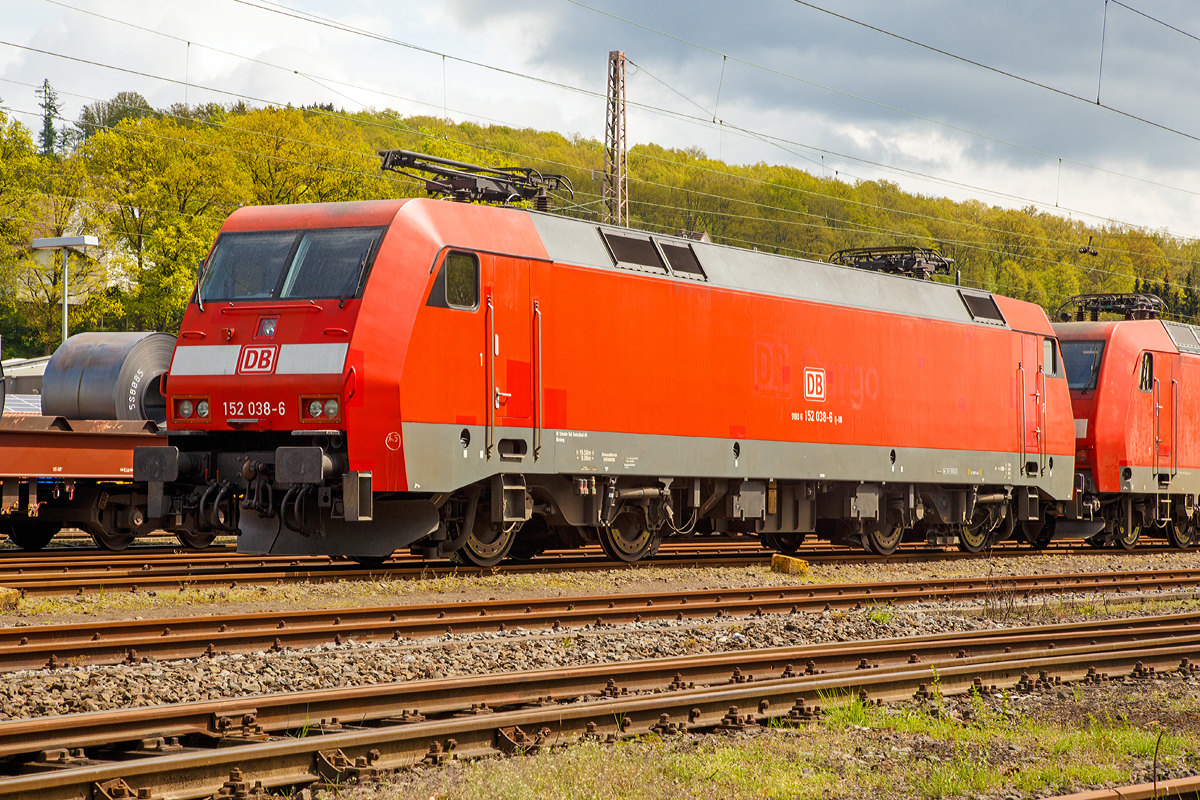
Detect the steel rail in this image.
<box><xmin>0</xmin><ymin>612</ymin><xmax>1195</xmax><ymax>762</ymax></box>
<box><xmin>0</xmin><ymin>540</ymin><xmax>1184</xmax><ymax>598</ymax></box>
<box><xmin>2</xmin><ymin>547</ymin><xmax>1194</xmax><ymax>598</ymax></box>
<box><xmin>4</xmin><ymin>570</ymin><xmax>1200</xmax><ymax>672</ymax></box>
<box><xmin>0</xmin><ymin>632</ymin><xmax>1195</xmax><ymax>799</ymax></box>
<box><xmin>1049</xmin><ymin>776</ymin><xmax>1200</xmax><ymax>799</ymax></box>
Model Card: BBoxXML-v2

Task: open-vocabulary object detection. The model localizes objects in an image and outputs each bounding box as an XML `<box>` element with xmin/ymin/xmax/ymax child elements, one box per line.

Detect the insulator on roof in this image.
<box><xmin>1055</xmin><ymin>293</ymin><xmax>1166</xmax><ymax>322</ymax></box>
<box><xmin>826</xmin><ymin>246</ymin><xmax>954</xmax><ymax>280</ymax></box>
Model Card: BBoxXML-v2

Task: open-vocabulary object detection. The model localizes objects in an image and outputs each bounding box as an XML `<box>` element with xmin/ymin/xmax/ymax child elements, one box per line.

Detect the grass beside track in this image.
<box><xmin>333</xmin><ymin>681</ymin><xmax>1200</xmax><ymax>800</ymax></box>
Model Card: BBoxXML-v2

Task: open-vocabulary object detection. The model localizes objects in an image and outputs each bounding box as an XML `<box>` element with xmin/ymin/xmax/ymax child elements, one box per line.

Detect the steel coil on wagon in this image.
<box><xmin>41</xmin><ymin>332</ymin><xmax>175</xmax><ymax>423</ymax></box>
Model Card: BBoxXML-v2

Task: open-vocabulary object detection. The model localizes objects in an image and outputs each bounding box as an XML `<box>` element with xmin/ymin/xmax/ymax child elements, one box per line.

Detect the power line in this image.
<box><xmin>25</xmin><ymin>0</ymin><xmax>1200</xmax><ymax>244</ymax></box>
<box><xmin>785</xmin><ymin>0</ymin><xmax>1200</xmax><ymax>145</ymax></box>
<box><xmin>561</xmin><ymin>0</ymin><xmax>1200</xmax><ymax>207</ymax></box>
<box><xmin>6</xmin><ymin>14</ymin><xmax>1198</xmax><ymax>279</ymax></box>
<box><xmin>1112</xmin><ymin>1</ymin><xmax>1200</xmax><ymax>46</ymax></box>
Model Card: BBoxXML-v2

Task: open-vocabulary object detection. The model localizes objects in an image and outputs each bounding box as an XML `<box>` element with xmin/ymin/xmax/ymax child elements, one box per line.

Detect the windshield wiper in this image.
<box><xmin>1083</xmin><ymin>349</ymin><xmax>1100</xmax><ymax>394</ymax></box>
<box><xmin>339</xmin><ymin>245</ymin><xmax>373</xmax><ymax>308</ymax></box>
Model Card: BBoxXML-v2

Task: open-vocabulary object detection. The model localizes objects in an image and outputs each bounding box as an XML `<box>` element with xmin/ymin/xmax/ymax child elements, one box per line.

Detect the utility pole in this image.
<box><xmin>603</xmin><ymin>50</ymin><xmax>628</xmax><ymax>227</ymax></box>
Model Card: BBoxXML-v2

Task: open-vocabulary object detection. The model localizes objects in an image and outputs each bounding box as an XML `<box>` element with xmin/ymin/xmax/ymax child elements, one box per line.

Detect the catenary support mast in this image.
<box><xmin>603</xmin><ymin>50</ymin><xmax>628</xmax><ymax>227</ymax></box>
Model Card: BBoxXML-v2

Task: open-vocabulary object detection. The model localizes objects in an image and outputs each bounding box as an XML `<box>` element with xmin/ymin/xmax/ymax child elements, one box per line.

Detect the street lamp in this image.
<box><xmin>31</xmin><ymin>235</ymin><xmax>99</xmax><ymax>345</ymax></box>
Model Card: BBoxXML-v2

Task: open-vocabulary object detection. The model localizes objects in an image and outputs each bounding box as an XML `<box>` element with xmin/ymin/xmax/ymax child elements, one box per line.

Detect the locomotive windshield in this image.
<box><xmin>1060</xmin><ymin>340</ymin><xmax>1106</xmax><ymax>391</ymax></box>
<box><xmin>199</xmin><ymin>227</ymin><xmax>384</xmax><ymax>303</ymax></box>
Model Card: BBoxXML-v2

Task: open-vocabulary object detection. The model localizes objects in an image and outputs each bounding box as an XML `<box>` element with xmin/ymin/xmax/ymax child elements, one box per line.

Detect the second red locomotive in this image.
<box><xmin>1056</xmin><ymin>294</ymin><xmax>1200</xmax><ymax>550</ymax></box>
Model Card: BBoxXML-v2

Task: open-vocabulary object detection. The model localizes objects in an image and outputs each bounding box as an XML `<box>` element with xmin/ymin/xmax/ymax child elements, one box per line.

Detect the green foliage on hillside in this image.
<box><xmin>2</xmin><ymin>87</ymin><xmax>1199</xmax><ymax>358</ymax></box>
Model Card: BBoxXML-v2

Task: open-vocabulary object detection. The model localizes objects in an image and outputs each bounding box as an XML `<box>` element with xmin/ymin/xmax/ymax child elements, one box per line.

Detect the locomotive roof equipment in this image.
<box><xmin>379</xmin><ymin>149</ymin><xmax>574</xmax><ymax>212</ymax></box>
<box><xmin>826</xmin><ymin>246</ymin><xmax>953</xmax><ymax>280</ymax></box>
<box><xmin>1056</xmin><ymin>293</ymin><xmax>1166</xmax><ymax>322</ymax></box>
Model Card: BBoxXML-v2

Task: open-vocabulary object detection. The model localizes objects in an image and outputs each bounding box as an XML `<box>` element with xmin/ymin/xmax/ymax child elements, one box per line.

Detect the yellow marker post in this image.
<box><xmin>770</xmin><ymin>554</ymin><xmax>810</xmax><ymax>575</ymax></box>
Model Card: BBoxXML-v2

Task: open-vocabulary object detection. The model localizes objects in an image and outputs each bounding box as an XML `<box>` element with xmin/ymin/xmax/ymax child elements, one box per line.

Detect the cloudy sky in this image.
<box><xmin>3</xmin><ymin>0</ymin><xmax>1200</xmax><ymax>239</ymax></box>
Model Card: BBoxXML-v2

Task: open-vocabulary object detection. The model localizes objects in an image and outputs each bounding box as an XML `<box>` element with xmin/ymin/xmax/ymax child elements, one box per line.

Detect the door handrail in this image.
<box><xmin>534</xmin><ymin>300</ymin><xmax>543</xmax><ymax>461</ymax></box>
<box><xmin>1153</xmin><ymin>376</ymin><xmax>1162</xmax><ymax>485</ymax></box>
<box><xmin>1038</xmin><ymin>366</ymin><xmax>1047</xmax><ymax>471</ymax></box>
<box><xmin>1173</xmin><ymin>377</ymin><xmax>1180</xmax><ymax>477</ymax></box>
<box><xmin>1018</xmin><ymin>361</ymin><xmax>1026</xmax><ymax>474</ymax></box>
<box><xmin>486</xmin><ymin>294</ymin><xmax>494</xmax><ymax>459</ymax></box>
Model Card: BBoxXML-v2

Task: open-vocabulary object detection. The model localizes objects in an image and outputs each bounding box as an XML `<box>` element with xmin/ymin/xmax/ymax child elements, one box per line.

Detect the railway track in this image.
<box><xmin>0</xmin><ymin>538</ymin><xmax>1186</xmax><ymax>597</ymax></box>
<box><xmin>0</xmin><ymin>612</ymin><xmax>1195</xmax><ymax>799</ymax></box>
<box><xmin>3</xmin><ymin>569</ymin><xmax>1200</xmax><ymax>673</ymax></box>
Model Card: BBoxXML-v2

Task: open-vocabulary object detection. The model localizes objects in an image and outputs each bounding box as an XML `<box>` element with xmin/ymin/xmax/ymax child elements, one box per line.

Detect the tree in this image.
<box><xmin>80</xmin><ymin>115</ymin><xmax>248</xmax><ymax>332</ymax></box>
<box><xmin>34</xmin><ymin>80</ymin><xmax>61</xmax><ymax>157</ymax></box>
<box><xmin>74</xmin><ymin>91</ymin><xmax>154</xmax><ymax>139</ymax></box>
<box><xmin>226</xmin><ymin>107</ymin><xmax>389</xmax><ymax>206</ymax></box>
<box><xmin>0</xmin><ymin>111</ymin><xmax>45</xmax><ymax>357</ymax></box>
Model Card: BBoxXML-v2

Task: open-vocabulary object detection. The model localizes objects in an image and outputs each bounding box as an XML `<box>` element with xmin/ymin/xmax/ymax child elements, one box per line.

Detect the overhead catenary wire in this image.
<box><xmin>8</xmin><ymin>6</ymin><xmax>1200</xmax><ymax>287</ymax></box>
<box><xmin>20</xmin><ymin>0</ymin><xmax>1200</xmax><ymax>243</ymax></box>
<box><xmin>5</xmin><ymin>75</ymin><xmax>1196</xmax><ymax>288</ymax></box>
<box><xmin>561</xmin><ymin>0</ymin><xmax>1200</xmax><ymax>207</ymax></box>
<box><xmin>782</xmin><ymin>0</ymin><xmax>1200</xmax><ymax>146</ymax></box>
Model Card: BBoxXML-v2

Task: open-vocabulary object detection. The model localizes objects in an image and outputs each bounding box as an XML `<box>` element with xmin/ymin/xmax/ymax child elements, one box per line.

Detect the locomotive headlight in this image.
<box><xmin>323</xmin><ymin>398</ymin><xmax>339</xmax><ymax>418</ymax></box>
<box><xmin>196</xmin><ymin>400</ymin><xmax>210</xmax><ymax>418</ymax></box>
<box><xmin>308</xmin><ymin>399</ymin><xmax>324</xmax><ymax>418</ymax></box>
<box><xmin>178</xmin><ymin>400</ymin><xmax>194</xmax><ymax>419</ymax></box>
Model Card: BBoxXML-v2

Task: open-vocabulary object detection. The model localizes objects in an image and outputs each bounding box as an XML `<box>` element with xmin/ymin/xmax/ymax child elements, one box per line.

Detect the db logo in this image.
<box><xmin>804</xmin><ymin>368</ymin><xmax>826</xmax><ymax>402</ymax></box>
<box><xmin>238</xmin><ymin>345</ymin><xmax>279</xmax><ymax>374</ymax></box>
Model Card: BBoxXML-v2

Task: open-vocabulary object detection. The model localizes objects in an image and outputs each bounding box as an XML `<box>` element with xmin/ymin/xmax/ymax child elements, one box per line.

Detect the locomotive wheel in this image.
<box><xmin>769</xmin><ymin>532</ymin><xmax>806</xmax><ymax>555</ymax></box>
<box><xmin>598</xmin><ymin>518</ymin><xmax>661</xmax><ymax>563</ymax></box>
<box><xmin>1084</xmin><ymin>535</ymin><xmax>1107</xmax><ymax>548</ymax></box>
<box><xmin>1</xmin><ymin>518</ymin><xmax>61</xmax><ymax>551</ymax></box>
<box><xmin>1113</xmin><ymin>517</ymin><xmax>1140</xmax><ymax>550</ymax></box>
<box><xmin>1019</xmin><ymin>518</ymin><xmax>1055</xmax><ymax>550</ymax></box>
<box><xmin>865</xmin><ymin>523</ymin><xmax>903</xmax><ymax>556</ymax></box>
<box><xmin>174</xmin><ymin>529</ymin><xmax>217</xmax><ymax>549</ymax></box>
<box><xmin>449</xmin><ymin>513</ymin><xmax>516</xmax><ymax>568</ymax></box>
<box><xmin>90</xmin><ymin>529</ymin><xmax>135</xmax><ymax>551</ymax></box>
<box><xmin>1162</xmin><ymin>518</ymin><xmax>1193</xmax><ymax>550</ymax></box>
<box><xmin>956</xmin><ymin>524</ymin><xmax>991</xmax><ymax>554</ymax></box>
<box><xmin>351</xmin><ymin>555</ymin><xmax>389</xmax><ymax>567</ymax></box>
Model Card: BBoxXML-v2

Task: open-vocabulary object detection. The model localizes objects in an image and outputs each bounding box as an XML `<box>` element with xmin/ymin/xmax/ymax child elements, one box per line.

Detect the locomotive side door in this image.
<box><xmin>1153</xmin><ymin>351</ymin><xmax>1177</xmax><ymax>483</ymax></box>
<box><xmin>484</xmin><ymin>256</ymin><xmax>532</xmax><ymax>457</ymax></box>
<box><xmin>1019</xmin><ymin>334</ymin><xmax>1046</xmax><ymax>476</ymax></box>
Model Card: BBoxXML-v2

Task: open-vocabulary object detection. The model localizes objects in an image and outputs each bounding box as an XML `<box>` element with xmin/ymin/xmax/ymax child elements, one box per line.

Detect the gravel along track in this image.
<box><xmin>0</xmin><ymin>613</ymin><xmax>1197</xmax><ymax>800</ymax></box>
<box><xmin>0</xmin><ymin>612</ymin><xmax>1193</xmax><ymax>758</ymax></box>
<box><xmin>3</xmin><ymin>569</ymin><xmax>1200</xmax><ymax>672</ymax></box>
<box><xmin>0</xmin><ymin>607</ymin><xmax>992</xmax><ymax>720</ymax></box>
<box><xmin>0</xmin><ymin>539</ymin><xmax>1194</xmax><ymax>598</ymax></box>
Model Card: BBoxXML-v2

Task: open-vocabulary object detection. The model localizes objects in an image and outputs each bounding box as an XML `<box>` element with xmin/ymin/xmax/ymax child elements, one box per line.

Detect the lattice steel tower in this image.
<box><xmin>603</xmin><ymin>50</ymin><xmax>628</xmax><ymax>227</ymax></box>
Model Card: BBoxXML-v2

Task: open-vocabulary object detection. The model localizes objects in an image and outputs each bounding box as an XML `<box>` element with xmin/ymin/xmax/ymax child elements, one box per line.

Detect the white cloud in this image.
<box><xmin>3</xmin><ymin>0</ymin><xmax>1200</xmax><ymax>237</ymax></box>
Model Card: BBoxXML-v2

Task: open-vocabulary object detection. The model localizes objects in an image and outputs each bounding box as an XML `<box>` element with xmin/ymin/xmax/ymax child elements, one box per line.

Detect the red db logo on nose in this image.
<box><xmin>238</xmin><ymin>345</ymin><xmax>279</xmax><ymax>374</ymax></box>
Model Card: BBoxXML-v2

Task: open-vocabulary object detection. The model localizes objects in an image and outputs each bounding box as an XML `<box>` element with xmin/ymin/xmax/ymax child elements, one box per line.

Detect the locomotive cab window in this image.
<box><xmin>1139</xmin><ymin>353</ymin><xmax>1154</xmax><ymax>392</ymax></box>
<box><xmin>199</xmin><ymin>226</ymin><xmax>384</xmax><ymax>303</ymax></box>
<box><xmin>445</xmin><ymin>252</ymin><xmax>479</xmax><ymax>309</ymax></box>
<box><xmin>1061</xmin><ymin>340</ymin><xmax>1105</xmax><ymax>391</ymax></box>
<box><xmin>281</xmin><ymin>227</ymin><xmax>384</xmax><ymax>300</ymax></box>
<box><xmin>1042</xmin><ymin>338</ymin><xmax>1059</xmax><ymax>377</ymax></box>
<box><xmin>427</xmin><ymin>251</ymin><xmax>480</xmax><ymax>310</ymax></box>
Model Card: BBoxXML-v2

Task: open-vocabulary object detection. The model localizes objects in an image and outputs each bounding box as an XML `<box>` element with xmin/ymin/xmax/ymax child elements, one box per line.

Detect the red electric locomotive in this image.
<box><xmin>135</xmin><ymin>151</ymin><xmax>1076</xmax><ymax>564</ymax></box>
<box><xmin>1055</xmin><ymin>293</ymin><xmax>1199</xmax><ymax>549</ymax></box>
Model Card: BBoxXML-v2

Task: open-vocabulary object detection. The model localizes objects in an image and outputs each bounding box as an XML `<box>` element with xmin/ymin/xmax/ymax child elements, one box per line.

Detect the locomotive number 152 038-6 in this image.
<box><xmin>224</xmin><ymin>401</ymin><xmax>284</xmax><ymax>418</ymax></box>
